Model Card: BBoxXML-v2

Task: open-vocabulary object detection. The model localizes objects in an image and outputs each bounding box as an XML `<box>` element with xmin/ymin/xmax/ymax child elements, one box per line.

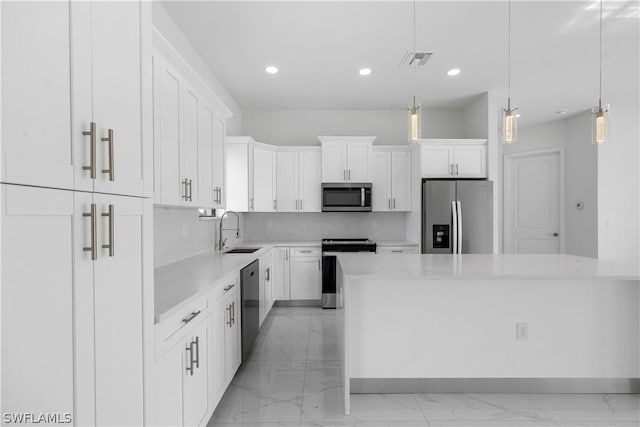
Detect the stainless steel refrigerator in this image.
<box><xmin>422</xmin><ymin>180</ymin><xmax>493</xmax><ymax>254</ymax></box>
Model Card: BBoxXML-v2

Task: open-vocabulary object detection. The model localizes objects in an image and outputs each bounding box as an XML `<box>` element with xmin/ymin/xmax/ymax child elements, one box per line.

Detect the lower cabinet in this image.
<box><xmin>259</xmin><ymin>249</ymin><xmax>275</xmax><ymax>327</ymax></box>
<box><xmin>147</xmin><ymin>276</ymin><xmax>241</xmax><ymax>427</ymax></box>
<box><xmin>290</xmin><ymin>247</ymin><xmax>322</xmax><ymax>300</ymax></box>
<box><xmin>274</xmin><ymin>247</ymin><xmax>291</xmax><ymax>301</ymax></box>
<box><xmin>376</xmin><ymin>245</ymin><xmax>419</xmax><ymax>254</ymax></box>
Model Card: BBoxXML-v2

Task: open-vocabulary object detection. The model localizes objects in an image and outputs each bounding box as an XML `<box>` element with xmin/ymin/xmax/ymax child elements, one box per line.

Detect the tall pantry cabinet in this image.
<box><xmin>0</xmin><ymin>2</ymin><xmax>153</xmax><ymax>426</ymax></box>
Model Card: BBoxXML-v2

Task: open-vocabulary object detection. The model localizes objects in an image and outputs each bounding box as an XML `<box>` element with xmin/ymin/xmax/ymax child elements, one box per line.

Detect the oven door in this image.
<box><xmin>322</xmin><ymin>183</ymin><xmax>372</xmax><ymax>212</ymax></box>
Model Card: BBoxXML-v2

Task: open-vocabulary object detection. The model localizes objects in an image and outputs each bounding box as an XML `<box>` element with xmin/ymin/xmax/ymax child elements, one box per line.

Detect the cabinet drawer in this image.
<box><xmin>209</xmin><ymin>273</ymin><xmax>240</xmax><ymax>302</ymax></box>
<box><xmin>155</xmin><ymin>297</ymin><xmax>208</xmax><ymax>358</ymax></box>
<box><xmin>291</xmin><ymin>247</ymin><xmax>321</xmax><ymax>257</ymax></box>
<box><xmin>377</xmin><ymin>246</ymin><xmax>419</xmax><ymax>254</ymax></box>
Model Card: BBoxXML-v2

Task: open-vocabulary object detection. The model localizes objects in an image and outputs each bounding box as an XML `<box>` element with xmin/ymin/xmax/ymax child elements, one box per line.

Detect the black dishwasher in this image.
<box><xmin>240</xmin><ymin>260</ymin><xmax>259</xmax><ymax>361</ymax></box>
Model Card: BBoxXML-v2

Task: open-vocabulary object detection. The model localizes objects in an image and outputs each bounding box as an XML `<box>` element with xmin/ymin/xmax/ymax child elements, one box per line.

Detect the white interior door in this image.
<box><xmin>504</xmin><ymin>150</ymin><xmax>562</xmax><ymax>254</ymax></box>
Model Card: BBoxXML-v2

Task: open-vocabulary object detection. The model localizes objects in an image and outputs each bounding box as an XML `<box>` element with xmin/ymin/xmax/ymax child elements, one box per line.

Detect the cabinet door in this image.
<box><xmin>253</xmin><ymin>147</ymin><xmax>276</xmax><ymax>212</ymax></box>
<box><xmin>92</xmin><ymin>194</ymin><xmax>146</xmax><ymax>426</ymax></box>
<box><xmin>210</xmin><ymin>302</ymin><xmax>227</xmax><ymax>399</ymax></box>
<box><xmin>225</xmin><ymin>143</ymin><xmax>249</xmax><ymax>212</ymax></box>
<box><xmin>181</xmin><ymin>85</ymin><xmax>201</xmax><ymax>205</ymax></box>
<box><xmin>1</xmin><ymin>185</ymin><xmax>75</xmax><ymax>419</ymax></box>
<box><xmin>199</xmin><ymin>104</ymin><xmax>216</xmax><ymax>207</ymax></box>
<box><xmin>146</xmin><ymin>345</ymin><xmax>183</xmax><ymax>427</ymax></box>
<box><xmin>454</xmin><ymin>145</ymin><xmax>487</xmax><ymax>178</ymax></box>
<box><xmin>321</xmin><ymin>142</ymin><xmax>347</xmax><ymax>182</ymax></box>
<box><xmin>92</xmin><ymin>0</ymin><xmax>145</xmax><ymax>196</ymax></box>
<box><xmin>276</xmin><ymin>151</ymin><xmax>299</xmax><ymax>212</ymax></box>
<box><xmin>392</xmin><ymin>151</ymin><xmax>412</xmax><ymax>211</ymax></box>
<box><xmin>224</xmin><ymin>289</ymin><xmax>242</xmax><ymax>379</ymax></box>
<box><xmin>154</xmin><ymin>54</ymin><xmax>183</xmax><ymax>205</ymax></box>
<box><xmin>183</xmin><ymin>320</ymin><xmax>209</xmax><ymax>427</ymax></box>
<box><xmin>420</xmin><ymin>145</ymin><xmax>454</xmax><ymax>178</ymax></box>
<box><xmin>212</xmin><ymin>117</ymin><xmax>226</xmax><ymax>209</ymax></box>
<box><xmin>1</xmin><ymin>2</ymin><xmax>75</xmax><ymax>190</ymax></box>
<box><xmin>372</xmin><ymin>151</ymin><xmax>392</xmax><ymax>212</ymax></box>
<box><xmin>346</xmin><ymin>141</ymin><xmax>372</xmax><ymax>182</ymax></box>
<box><xmin>299</xmin><ymin>150</ymin><xmax>322</xmax><ymax>212</ymax></box>
<box><xmin>290</xmin><ymin>256</ymin><xmax>322</xmax><ymax>300</ymax></box>
<box><xmin>274</xmin><ymin>248</ymin><xmax>291</xmax><ymax>301</ymax></box>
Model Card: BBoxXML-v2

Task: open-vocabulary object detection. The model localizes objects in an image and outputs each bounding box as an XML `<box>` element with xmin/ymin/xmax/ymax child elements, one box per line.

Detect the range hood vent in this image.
<box><xmin>399</xmin><ymin>51</ymin><xmax>433</xmax><ymax>67</ymax></box>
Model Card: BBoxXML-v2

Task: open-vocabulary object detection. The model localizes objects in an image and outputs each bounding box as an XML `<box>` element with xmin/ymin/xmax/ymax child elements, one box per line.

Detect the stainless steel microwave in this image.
<box><xmin>321</xmin><ymin>183</ymin><xmax>372</xmax><ymax>212</ymax></box>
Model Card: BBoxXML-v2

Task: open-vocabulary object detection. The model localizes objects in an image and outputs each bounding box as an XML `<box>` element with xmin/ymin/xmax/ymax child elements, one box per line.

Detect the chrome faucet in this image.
<box><xmin>218</xmin><ymin>211</ymin><xmax>240</xmax><ymax>251</ymax></box>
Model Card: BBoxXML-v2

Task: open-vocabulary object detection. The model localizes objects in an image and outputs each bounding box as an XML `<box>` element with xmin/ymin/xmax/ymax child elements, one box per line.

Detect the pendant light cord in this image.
<box><xmin>599</xmin><ymin>0</ymin><xmax>603</xmax><ymax>106</ymax></box>
<box><xmin>412</xmin><ymin>0</ymin><xmax>417</xmax><ymax>109</ymax></box>
<box><xmin>507</xmin><ymin>0</ymin><xmax>511</xmax><ymax>107</ymax></box>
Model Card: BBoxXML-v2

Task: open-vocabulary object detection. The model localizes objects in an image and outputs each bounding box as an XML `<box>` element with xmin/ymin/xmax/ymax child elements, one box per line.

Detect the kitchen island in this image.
<box><xmin>336</xmin><ymin>254</ymin><xmax>640</xmax><ymax>414</ymax></box>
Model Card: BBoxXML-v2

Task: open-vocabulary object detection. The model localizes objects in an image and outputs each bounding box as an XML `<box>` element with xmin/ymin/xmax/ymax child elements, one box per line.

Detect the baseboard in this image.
<box><xmin>350</xmin><ymin>378</ymin><xmax>640</xmax><ymax>394</ymax></box>
<box><xmin>274</xmin><ymin>300</ymin><xmax>322</xmax><ymax>307</ymax></box>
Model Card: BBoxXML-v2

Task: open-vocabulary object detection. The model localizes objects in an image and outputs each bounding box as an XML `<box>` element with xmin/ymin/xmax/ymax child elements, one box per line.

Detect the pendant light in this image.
<box><xmin>502</xmin><ymin>0</ymin><xmax>518</xmax><ymax>144</ymax></box>
<box><xmin>408</xmin><ymin>0</ymin><xmax>421</xmax><ymax>142</ymax></box>
<box><xmin>592</xmin><ymin>0</ymin><xmax>610</xmax><ymax>144</ymax></box>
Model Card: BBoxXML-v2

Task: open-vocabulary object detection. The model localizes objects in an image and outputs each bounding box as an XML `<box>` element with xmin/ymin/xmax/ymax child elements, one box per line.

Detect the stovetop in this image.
<box><xmin>321</xmin><ymin>238</ymin><xmax>377</xmax><ymax>252</ymax></box>
<box><xmin>322</xmin><ymin>238</ymin><xmax>374</xmax><ymax>244</ymax></box>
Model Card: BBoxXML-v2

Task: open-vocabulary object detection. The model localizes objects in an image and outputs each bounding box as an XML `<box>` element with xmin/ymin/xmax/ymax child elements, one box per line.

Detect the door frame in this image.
<box><xmin>503</xmin><ymin>148</ymin><xmax>566</xmax><ymax>254</ymax></box>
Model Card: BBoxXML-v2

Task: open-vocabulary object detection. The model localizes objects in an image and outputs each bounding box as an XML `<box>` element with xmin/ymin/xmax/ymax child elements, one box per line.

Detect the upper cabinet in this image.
<box><xmin>318</xmin><ymin>137</ymin><xmax>375</xmax><ymax>183</ymax></box>
<box><xmin>225</xmin><ymin>137</ymin><xmax>253</xmax><ymax>212</ymax></box>
<box><xmin>253</xmin><ymin>144</ymin><xmax>277</xmax><ymax>212</ymax></box>
<box><xmin>1</xmin><ymin>1</ymin><xmax>152</xmax><ymax>197</ymax></box>
<box><xmin>152</xmin><ymin>32</ymin><xmax>231</xmax><ymax>209</ymax></box>
<box><xmin>276</xmin><ymin>148</ymin><xmax>321</xmax><ymax>212</ymax></box>
<box><xmin>420</xmin><ymin>139</ymin><xmax>487</xmax><ymax>178</ymax></box>
<box><xmin>372</xmin><ymin>147</ymin><xmax>412</xmax><ymax>212</ymax></box>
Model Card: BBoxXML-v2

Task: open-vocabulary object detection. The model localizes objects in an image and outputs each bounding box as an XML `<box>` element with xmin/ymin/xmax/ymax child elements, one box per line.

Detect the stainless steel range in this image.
<box><xmin>321</xmin><ymin>238</ymin><xmax>377</xmax><ymax>308</ymax></box>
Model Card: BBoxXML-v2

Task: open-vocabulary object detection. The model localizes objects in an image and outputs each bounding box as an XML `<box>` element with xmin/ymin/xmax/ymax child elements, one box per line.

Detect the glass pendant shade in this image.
<box><xmin>591</xmin><ymin>102</ymin><xmax>610</xmax><ymax>144</ymax></box>
<box><xmin>502</xmin><ymin>105</ymin><xmax>518</xmax><ymax>144</ymax></box>
<box><xmin>408</xmin><ymin>103</ymin><xmax>421</xmax><ymax>142</ymax></box>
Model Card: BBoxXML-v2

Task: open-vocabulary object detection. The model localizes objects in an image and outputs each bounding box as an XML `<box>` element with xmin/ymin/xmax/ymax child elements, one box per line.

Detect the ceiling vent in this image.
<box><xmin>399</xmin><ymin>51</ymin><xmax>434</xmax><ymax>67</ymax></box>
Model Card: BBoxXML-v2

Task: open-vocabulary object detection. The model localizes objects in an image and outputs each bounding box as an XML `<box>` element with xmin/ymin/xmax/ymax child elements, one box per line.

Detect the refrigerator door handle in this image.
<box><xmin>451</xmin><ymin>201</ymin><xmax>458</xmax><ymax>254</ymax></box>
<box><xmin>456</xmin><ymin>200</ymin><xmax>463</xmax><ymax>254</ymax></box>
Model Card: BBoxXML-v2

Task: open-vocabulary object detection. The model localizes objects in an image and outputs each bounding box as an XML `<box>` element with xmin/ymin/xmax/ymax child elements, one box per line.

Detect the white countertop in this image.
<box><xmin>376</xmin><ymin>240</ymin><xmax>419</xmax><ymax>247</ymax></box>
<box><xmin>337</xmin><ymin>253</ymin><xmax>640</xmax><ymax>281</ymax></box>
<box><xmin>241</xmin><ymin>240</ymin><xmax>320</xmax><ymax>247</ymax></box>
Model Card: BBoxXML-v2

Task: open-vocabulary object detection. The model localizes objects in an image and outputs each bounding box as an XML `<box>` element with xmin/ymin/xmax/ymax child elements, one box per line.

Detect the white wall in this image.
<box><xmin>241</xmin><ymin>108</ymin><xmax>479</xmax><ymax>146</ymax></box>
<box><xmin>503</xmin><ymin>115</ymin><xmax>599</xmax><ymax>259</ymax></box>
<box><xmin>152</xmin><ymin>2</ymin><xmax>242</xmax><ymax>135</ymax></box>
<box><xmin>597</xmin><ymin>101</ymin><xmax>640</xmax><ymax>267</ymax></box>
<box><xmin>243</xmin><ymin>212</ymin><xmax>408</xmax><ymax>242</ymax></box>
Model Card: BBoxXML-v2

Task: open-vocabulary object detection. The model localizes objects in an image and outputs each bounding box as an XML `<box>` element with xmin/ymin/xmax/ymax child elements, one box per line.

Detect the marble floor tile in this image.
<box><xmin>543</xmin><ymin>409</ymin><xmax>640</xmax><ymax>423</ymax></box>
<box><xmin>525</xmin><ymin>394</ymin><xmax>625</xmax><ymax>410</ymax></box>
<box><xmin>348</xmin><ymin>394</ymin><xmax>428</xmax><ymax>422</ymax></box>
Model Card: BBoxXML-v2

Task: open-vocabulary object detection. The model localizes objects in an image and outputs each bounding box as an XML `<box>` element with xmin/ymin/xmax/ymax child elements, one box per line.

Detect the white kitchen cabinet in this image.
<box><xmin>259</xmin><ymin>249</ymin><xmax>275</xmax><ymax>327</ymax></box>
<box><xmin>212</xmin><ymin>117</ymin><xmax>226</xmax><ymax>209</ymax></box>
<box><xmin>319</xmin><ymin>137</ymin><xmax>375</xmax><ymax>183</ymax></box>
<box><xmin>198</xmin><ymin>104</ymin><xmax>226</xmax><ymax>209</ymax></box>
<box><xmin>274</xmin><ymin>247</ymin><xmax>291</xmax><ymax>301</ymax></box>
<box><xmin>1</xmin><ymin>184</ymin><xmax>149</xmax><ymax>426</ymax></box>
<box><xmin>225</xmin><ymin>138</ymin><xmax>252</xmax><ymax>212</ymax></box>
<box><xmin>182</xmin><ymin>84</ymin><xmax>202</xmax><ymax>204</ymax></box>
<box><xmin>276</xmin><ymin>149</ymin><xmax>321</xmax><ymax>212</ymax></box>
<box><xmin>182</xmin><ymin>320</ymin><xmax>209</xmax><ymax>427</ymax></box>
<box><xmin>372</xmin><ymin>148</ymin><xmax>412</xmax><ymax>212</ymax></box>
<box><xmin>290</xmin><ymin>247</ymin><xmax>322</xmax><ymax>300</ymax></box>
<box><xmin>223</xmin><ymin>284</ymin><xmax>242</xmax><ymax>385</ymax></box>
<box><xmin>253</xmin><ymin>144</ymin><xmax>277</xmax><ymax>212</ymax></box>
<box><xmin>2</xmin><ymin>1</ymin><xmax>151</xmax><ymax>196</ymax></box>
<box><xmin>420</xmin><ymin>140</ymin><xmax>487</xmax><ymax>178</ymax></box>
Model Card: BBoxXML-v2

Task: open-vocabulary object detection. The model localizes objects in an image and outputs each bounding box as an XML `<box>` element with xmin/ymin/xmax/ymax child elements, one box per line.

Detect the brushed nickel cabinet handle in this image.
<box><xmin>101</xmin><ymin>204</ymin><xmax>114</xmax><ymax>257</ymax></box>
<box><xmin>182</xmin><ymin>310</ymin><xmax>201</xmax><ymax>324</ymax></box>
<box><xmin>188</xmin><ymin>179</ymin><xmax>193</xmax><ymax>201</ymax></box>
<box><xmin>82</xmin><ymin>122</ymin><xmax>97</xmax><ymax>179</ymax></box>
<box><xmin>388</xmin><ymin>199</ymin><xmax>391</xmax><ymax>209</ymax></box>
<box><xmin>300</xmin><ymin>199</ymin><xmax>303</xmax><ymax>211</ymax></box>
<box><xmin>219</xmin><ymin>187</ymin><xmax>222</xmax><ymax>204</ymax></box>
<box><xmin>450</xmin><ymin>164</ymin><xmax>454</xmax><ymax>175</ymax></box>
<box><xmin>193</xmin><ymin>336</ymin><xmax>199</xmax><ymax>369</ymax></box>
<box><xmin>101</xmin><ymin>129</ymin><xmax>114</xmax><ymax>181</ymax></box>
<box><xmin>393</xmin><ymin>199</ymin><xmax>396</xmax><ymax>209</ymax></box>
<box><xmin>348</xmin><ymin>169</ymin><xmax>351</xmax><ymax>180</ymax></box>
<box><xmin>318</xmin><ymin>259</ymin><xmax>321</xmax><ymax>271</ymax></box>
<box><xmin>83</xmin><ymin>203</ymin><xmax>97</xmax><ymax>261</ymax></box>
<box><xmin>231</xmin><ymin>301</ymin><xmax>235</xmax><ymax>325</ymax></box>
<box><xmin>185</xmin><ymin>343</ymin><xmax>194</xmax><ymax>376</ymax></box>
<box><xmin>456</xmin><ymin>164</ymin><xmax>459</xmax><ymax>175</ymax></box>
<box><xmin>226</xmin><ymin>305</ymin><xmax>232</xmax><ymax>327</ymax></box>
<box><xmin>181</xmin><ymin>179</ymin><xmax>188</xmax><ymax>200</ymax></box>
<box><xmin>300</xmin><ymin>250</ymin><xmax>312</xmax><ymax>253</ymax></box>
<box><xmin>285</xmin><ymin>249</ymin><xmax>289</xmax><ymax>261</ymax></box>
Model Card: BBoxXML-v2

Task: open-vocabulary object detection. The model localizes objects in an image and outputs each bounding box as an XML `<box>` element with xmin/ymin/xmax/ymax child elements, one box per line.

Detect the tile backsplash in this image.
<box><xmin>242</xmin><ymin>212</ymin><xmax>407</xmax><ymax>242</ymax></box>
<box><xmin>153</xmin><ymin>207</ymin><xmax>243</xmax><ymax>268</ymax></box>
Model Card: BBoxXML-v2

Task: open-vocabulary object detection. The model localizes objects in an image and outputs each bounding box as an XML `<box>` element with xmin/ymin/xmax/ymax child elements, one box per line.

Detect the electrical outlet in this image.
<box><xmin>516</xmin><ymin>322</ymin><xmax>528</xmax><ymax>341</ymax></box>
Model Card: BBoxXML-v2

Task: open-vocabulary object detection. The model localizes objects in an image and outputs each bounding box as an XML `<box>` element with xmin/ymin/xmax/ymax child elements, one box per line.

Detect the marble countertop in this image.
<box><xmin>241</xmin><ymin>240</ymin><xmax>320</xmax><ymax>247</ymax></box>
<box><xmin>154</xmin><ymin>243</ymin><xmax>274</xmax><ymax>323</ymax></box>
<box><xmin>337</xmin><ymin>253</ymin><xmax>640</xmax><ymax>281</ymax></box>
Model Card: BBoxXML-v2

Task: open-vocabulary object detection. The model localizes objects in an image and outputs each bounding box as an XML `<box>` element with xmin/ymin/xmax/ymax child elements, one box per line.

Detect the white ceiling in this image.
<box><xmin>162</xmin><ymin>0</ymin><xmax>639</xmax><ymax>126</ymax></box>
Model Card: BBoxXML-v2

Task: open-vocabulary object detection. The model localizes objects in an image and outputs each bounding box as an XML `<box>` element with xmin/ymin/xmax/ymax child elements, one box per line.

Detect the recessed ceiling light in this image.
<box><xmin>265</xmin><ymin>66</ymin><xmax>278</xmax><ymax>74</ymax></box>
<box><xmin>447</xmin><ymin>68</ymin><xmax>461</xmax><ymax>76</ymax></box>
<box><xmin>359</xmin><ymin>68</ymin><xmax>372</xmax><ymax>76</ymax></box>
<box><xmin>556</xmin><ymin>110</ymin><xmax>568</xmax><ymax>115</ymax></box>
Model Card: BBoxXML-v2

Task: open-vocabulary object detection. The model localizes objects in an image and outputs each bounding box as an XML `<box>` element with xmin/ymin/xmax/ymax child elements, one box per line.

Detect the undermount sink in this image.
<box><xmin>224</xmin><ymin>247</ymin><xmax>261</xmax><ymax>254</ymax></box>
